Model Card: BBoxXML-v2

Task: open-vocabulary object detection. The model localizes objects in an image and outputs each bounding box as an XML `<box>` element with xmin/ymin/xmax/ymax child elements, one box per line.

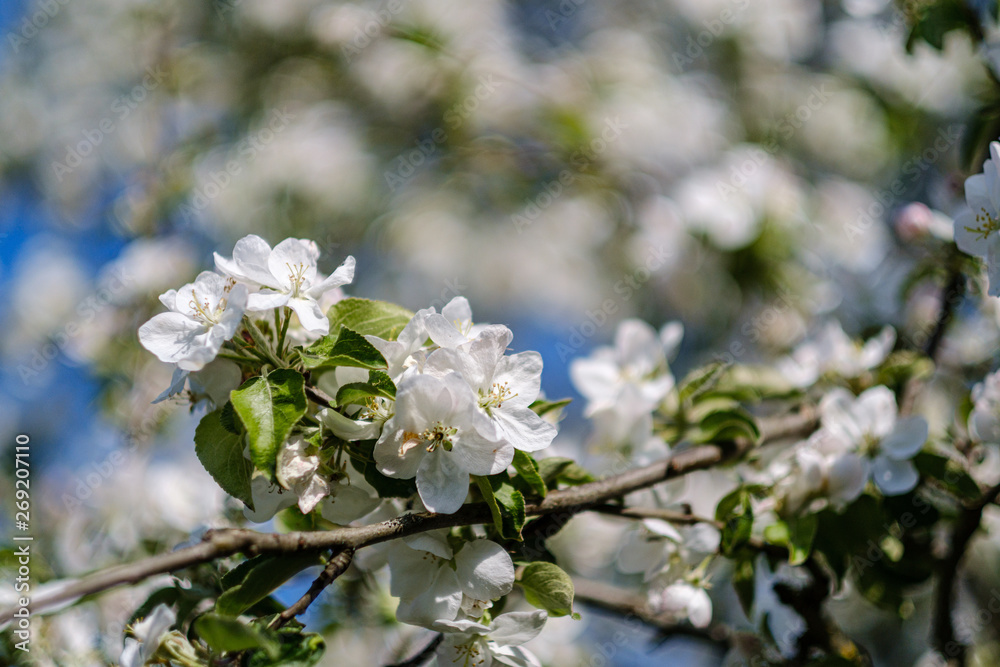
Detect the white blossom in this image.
<box><xmin>374</xmin><ymin>373</ymin><xmax>505</xmax><ymax>514</ymax></box>
<box><xmin>138</xmin><ymin>271</ymin><xmax>248</xmax><ymax>371</ymax></box>
<box><xmin>570</xmin><ymin>319</ymin><xmax>683</xmax><ymax>416</ymax></box>
<box><xmin>119</xmin><ymin>604</ymin><xmax>175</xmax><ymax>667</ymax></box>
<box><xmin>617</xmin><ymin>520</ymin><xmax>720</xmax><ymax>582</ymax></box>
<box><xmin>387</xmin><ymin>532</ymin><xmax>515</xmax><ymax>627</ymax></box>
<box><xmin>779</xmin><ymin>386</ymin><xmax>928</xmax><ymax>508</ymax></box>
<box><xmin>276</xmin><ymin>436</ymin><xmax>331</xmax><ymax>514</ymax></box>
<box><xmin>970</xmin><ymin>369</ymin><xmax>1000</xmax><ymax>443</ymax></box>
<box><xmin>649</xmin><ymin>582</ymin><xmax>712</xmax><ymax>628</ymax></box>
<box><xmin>431</xmin><ymin>611</ymin><xmax>548</xmax><ymax>667</ymax></box>
<box><xmin>424</xmin><ymin>296</ymin><xmax>490</xmax><ymax>348</ymax></box>
<box><xmin>776</xmin><ymin>321</ymin><xmax>895</xmax><ymax>388</ymax></box>
<box><xmin>955</xmin><ymin>141</ymin><xmax>1000</xmax><ymax>297</ymax></box>
<box><xmin>364</xmin><ymin>307</ymin><xmax>434</xmax><ymax>382</ymax></box>
<box><xmin>821</xmin><ymin>386</ymin><xmax>927</xmax><ymax>496</ymax></box>
<box><xmin>213</xmin><ymin>234</ymin><xmax>355</xmax><ymax>333</ymax></box>
<box><xmin>425</xmin><ymin>326</ymin><xmax>557</xmax><ymax>454</ymax></box>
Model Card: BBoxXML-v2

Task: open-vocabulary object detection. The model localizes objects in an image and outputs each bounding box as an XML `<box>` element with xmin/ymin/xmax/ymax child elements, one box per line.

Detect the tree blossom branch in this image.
<box><xmin>385</xmin><ymin>634</ymin><xmax>443</xmax><ymax>667</ymax></box>
<box><xmin>933</xmin><ymin>480</ymin><xmax>1000</xmax><ymax>666</ymax></box>
<box><xmin>572</xmin><ymin>578</ymin><xmax>732</xmax><ymax>648</ymax></box>
<box><xmin>269</xmin><ymin>547</ymin><xmax>355</xmax><ymax>630</ymax></box>
<box><xmin>0</xmin><ymin>407</ymin><xmax>818</xmax><ymax>627</ymax></box>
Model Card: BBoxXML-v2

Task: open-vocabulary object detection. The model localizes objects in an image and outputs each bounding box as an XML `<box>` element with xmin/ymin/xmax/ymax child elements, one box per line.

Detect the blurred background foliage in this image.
<box><xmin>4</xmin><ymin>0</ymin><xmax>1000</xmax><ymax>664</ymax></box>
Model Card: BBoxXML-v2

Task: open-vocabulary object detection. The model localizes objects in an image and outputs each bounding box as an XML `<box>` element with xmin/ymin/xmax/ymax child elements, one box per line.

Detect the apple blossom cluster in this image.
<box><xmin>138</xmin><ymin>235</ymin><xmax>356</xmax><ymax>403</ymax></box>
<box><xmin>570</xmin><ymin>318</ymin><xmax>683</xmax><ymax>458</ymax></box>
<box><xmin>131</xmin><ymin>235</ymin><xmax>568</xmax><ymax>665</ymax></box>
<box><xmin>771</xmin><ymin>386</ymin><xmax>928</xmax><ymax>515</ymax></box>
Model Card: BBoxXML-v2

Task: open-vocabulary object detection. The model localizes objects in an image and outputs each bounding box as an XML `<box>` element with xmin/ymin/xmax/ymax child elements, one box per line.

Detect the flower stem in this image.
<box><xmin>243</xmin><ymin>316</ymin><xmax>284</xmax><ymax>368</ymax></box>
<box><xmin>277</xmin><ymin>306</ymin><xmax>292</xmax><ymax>358</ymax></box>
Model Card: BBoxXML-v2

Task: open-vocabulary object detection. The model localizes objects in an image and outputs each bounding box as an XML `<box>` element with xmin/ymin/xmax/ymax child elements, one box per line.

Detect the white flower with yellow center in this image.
<box><xmin>138</xmin><ymin>271</ymin><xmax>248</xmax><ymax>371</ymax></box>
<box><xmin>374</xmin><ymin>372</ymin><xmax>505</xmax><ymax>514</ymax></box>
<box><xmin>425</xmin><ymin>326</ymin><xmax>557</xmax><ymax>454</ymax></box>
<box><xmin>955</xmin><ymin>141</ymin><xmax>1000</xmax><ymax>297</ymax></box>
<box><xmin>431</xmin><ymin>611</ymin><xmax>548</xmax><ymax>667</ymax></box>
<box><xmin>213</xmin><ymin>234</ymin><xmax>355</xmax><ymax>333</ymax></box>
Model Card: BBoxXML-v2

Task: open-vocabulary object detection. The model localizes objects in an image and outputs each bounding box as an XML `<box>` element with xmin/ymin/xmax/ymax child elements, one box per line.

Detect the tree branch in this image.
<box><xmin>572</xmin><ymin>578</ymin><xmax>732</xmax><ymax>648</ymax></box>
<box><xmin>270</xmin><ymin>547</ymin><xmax>355</xmax><ymax>630</ymax></box>
<box><xmin>933</xmin><ymin>480</ymin><xmax>1000</xmax><ymax>666</ymax></box>
<box><xmin>385</xmin><ymin>634</ymin><xmax>443</xmax><ymax>667</ymax></box>
<box><xmin>900</xmin><ymin>261</ymin><xmax>964</xmax><ymax>415</ymax></box>
<box><xmin>0</xmin><ymin>407</ymin><xmax>818</xmax><ymax>627</ymax></box>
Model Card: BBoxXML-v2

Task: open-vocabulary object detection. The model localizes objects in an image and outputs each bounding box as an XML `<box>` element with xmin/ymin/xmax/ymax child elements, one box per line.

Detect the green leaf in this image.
<box><xmin>536</xmin><ymin>457</ymin><xmax>595</xmax><ymax>489</ymax></box>
<box><xmin>518</xmin><ymin>561</ymin><xmax>576</xmax><ymax>617</ymax></box>
<box><xmin>217</xmin><ymin>553</ymin><xmax>321</xmax><ymax>617</ymax></box>
<box><xmin>327</xmin><ymin>298</ymin><xmax>414</xmax><ymax>340</ymax></box>
<box><xmin>731</xmin><ymin>554</ymin><xmax>756</xmax><ymax>616</ymax></box>
<box><xmin>715</xmin><ymin>487</ymin><xmax>746</xmax><ymax>523</ymax></box>
<box><xmin>764</xmin><ymin>515</ymin><xmax>817</xmax><ymax>566</ymax></box>
<box><xmin>787</xmin><ymin>514</ymin><xmax>818</xmax><ymax>566</ymax></box>
<box><xmin>195</xmin><ymin>614</ymin><xmax>277</xmax><ymax>654</ymax></box>
<box><xmin>195</xmin><ymin>408</ymin><xmax>255</xmax><ymax>509</ymax></box>
<box><xmin>720</xmin><ymin>497</ymin><xmax>753</xmax><ymax>556</ymax></box>
<box><xmin>905</xmin><ymin>0</ymin><xmax>974</xmax><ymax>52</ymax></box>
<box><xmin>475</xmin><ymin>475</ymin><xmax>525</xmax><ymax>540</ymax></box>
<box><xmin>691</xmin><ymin>407</ymin><xmax>760</xmax><ymax>444</ymax></box>
<box><xmin>346</xmin><ymin>440</ymin><xmax>418</xmax><ymax>498</ymax></box>
<box><xmin>335</xmin><ymin>370</ymin><xmax>396</xmax><ymax>406</ymax></box>
<box><xmin>913</xmin><ymin>451</ymin><xmax>981</xmax><ymax>501</ymax></box>
<box><xmin>678</xmin><ymin>361</ymin><xmax>729</xmax><ymax>403</ymax></box>
<box><xmin>300</xmin><ymin>327</ymin><xmax>387</xmax><ymax>372</ymax></box>
<box><xmin>245</xmin><ymin>627</ymin><xmax>326</xmax><ymax>667</ymax></box>
<box><xmin>528</xmin><ymin>397</ymin><xmax>572</xmax><ymax>417</ymax></box>
<box><xmin>511</xmin><ymin>451</ymin><xmax>547</xmax><ymax>499</ymax></box>
<box><xmin>230</xmin><ymin>369</ymin><xmax>308</xmax><ymax>479</ymax></box>
<box><xmin>708</xmin><ymin>364</ymin><xmax>798</xmax><ymax>402</ymax></box>
<box><xmin>220</xmin><ymin>400</ymin><xmax>242</xmax><ymax>434</ymax></box>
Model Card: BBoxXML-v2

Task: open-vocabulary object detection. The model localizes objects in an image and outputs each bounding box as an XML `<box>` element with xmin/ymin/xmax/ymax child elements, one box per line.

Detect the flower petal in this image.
<box><xmin>826</xmin><ymin>453</ymin><xmax>868</xmax><ymax>504</ymax></box>
<box><xmin>153</xmin><ymin>366</ymin><xmax>190</xmax><ymax>404</ymax></box>
<box><xmin>308</xmin><ymin>255</ymin><xmax>356</xmax><ymax>297</ymax></box>
<box><xmin>288</xmin><ymin>296</ymin><xmax>329</xmax><ymax>334</ymax></box>
<box><xmin>318</xmin><ymin>408</ymin><xmax>383</xmax><ymax>441</ymax></box>
<box><xmin>214</xmin><ymin>234</ymin><xmax>276</xmax><ymax>287</ymax></box>
<box><xmin>374</xmin><ymin>423</ymin><xmax>425</xmax><ymax>479</ymax></box>
<box><xmin>268</xmin><ymin>238</ymin><xmax>318</xmax><ymax>291</ymax></box>
<box><xmin>492</xmin><ymin>408</ymin><xmax>557</xmax><ymax>453</ymax></box>
<box><xmin>881</xmin><ymin>416</ymin><xmax>927</xmax><ymax>461</ymax></box>
<box><xmin>954</xmin><ymin>209</ymin><xmax>989</xmax><ymax>257</ymax></box>
<box><xmin>417</xmin><ymin>449</ymin><xmax>471</xmax><ymax>514</ymax></box>
<box><xmin>852</xmin><ymin>385</ymin><xmax>897</xmax><ymax>440</ymax></box>
<box><xmin>488</xmin><ymin>610</ymin><xmax>548</xmax><ymax>646</ymax></box>
<box><xmin>493</xmin><ymin>351</ymin><xmax>543</xmax><ymax>409</ymax></box>
<box><xmin>872</xmin><ymin>456</ymin><xmax>919</xmax><ymax>496</ymax></box>
<box><xmin>454</xmin><ymin>540</ymin><xmax>515</xmax><ymax>601</ymax></box>
<box><xmin>402</xmin><ymin>529</ymin><xmax>454</xmax><ymax>559</ymax></box>
<box><xmin>138</xmin><ymin>312</ymin><xmax>216</xmax><ymax>371</ymax></box>
<box><xmin>686</xmin><ymin>588</ymin><xmax>713</xmax><ymax>628</ymax></box>
<box><xmin>247</xmin><ymin>289</ymin><xmax>290</xmax><ymax>311</ymax></box>
<box><xmin>395</xmin><ymin>563</ymin><xmax>462</xmax><ymax>627</ymax></box>
<box><xmin>319</xmin><ymin>484</ymin><xmax>379</xmax><ymax>524</ymax></box>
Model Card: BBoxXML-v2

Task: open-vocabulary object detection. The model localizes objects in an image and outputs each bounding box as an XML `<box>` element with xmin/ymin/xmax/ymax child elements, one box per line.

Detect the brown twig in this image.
<box><xmin>385</xmin><ymin>634</ymin><xmax>443</xmax><ymax>667</ymax></box>
<box><xmin>933</xmin><ymin>481</ymin><xmax>1000</xmax><ymax>666</ymax></box>
<box><xmin>900</xmin><ymin>261</ymin><xmax>964</xmax><ymax>415</ymax></box>
<box><xmin>572</xmin><ymin>578</ymin><xmax>732</xmax><ymax>648</ymax></box>
<box><xmin>0</xmin><ymin>408</ymin><xmax>819</xmax><ymax>626</ymax></box>
<box><xmin>270</xmin><ymin>547</ymin><xmax>355</xmax><ymax>630</ymax></box>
